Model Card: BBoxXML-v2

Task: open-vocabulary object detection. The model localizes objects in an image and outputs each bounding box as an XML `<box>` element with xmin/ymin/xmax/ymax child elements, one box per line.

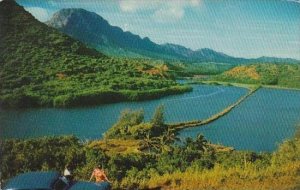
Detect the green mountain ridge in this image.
<box><xmin>0</xmin><ymin>0</ymin><xmax>190</xmax><ymax>108</ymax></box>
<box><xmin>46</xmin><ymin>8</ymin><xmax>300</xmax><ymax>64</ymax></box>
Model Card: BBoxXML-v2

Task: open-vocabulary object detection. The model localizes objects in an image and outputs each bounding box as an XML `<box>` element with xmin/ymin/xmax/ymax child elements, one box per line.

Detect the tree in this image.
<box><xmin>151</xmin><ymin>105</ymin><xmax>166</xmax><ymax>136</ymax></box>
<box><xmin>151</xmin><ymin>105</ymin><xmax>165</xmax><ymax>127</ymax></box>
<box><xmin>154</xmin><ymin>128</ymin><xmax>180</xmax><ymax>154</ymax></box>
<box><xmin>157</xmin><ymin>136</ymin><xmax>172</xmax><ymax>154</ymax></box>
<box><xmin>161</xmin><ymin>128</ymin><xmax>180</xmax><ymax>145</ymax></box>
<box><xmin>105</xmin><ymin>109</ymin><xmax>144</xmax><ymax>138</ymax></box>
<box><xmin>182</xmin><ymin>134</ymin><xmax>209</xmax><ymax>162</ymax></box>
<box><xmin>139</xmin><ymin>133</ymin><xmax>160</xmax><ymax>154</ymax></box>
<box><xmin>194</xmin><ymin>134</ymin><xmax>208</xmax><ymax>152</ymax></box>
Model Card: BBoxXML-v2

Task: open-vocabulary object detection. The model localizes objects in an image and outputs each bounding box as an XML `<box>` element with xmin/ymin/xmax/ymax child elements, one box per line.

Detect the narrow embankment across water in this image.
<box><xmin>168</xmin><ymin>85</ymin><xmax>260</xmax><ymax>130</ymax></box>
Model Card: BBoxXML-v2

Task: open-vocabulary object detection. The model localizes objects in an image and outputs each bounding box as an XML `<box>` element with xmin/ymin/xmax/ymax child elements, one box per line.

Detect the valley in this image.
<box><xmin>1</xmin><ymin>0</ymin><xmax>300</xmax><ymax>189</ymax></box>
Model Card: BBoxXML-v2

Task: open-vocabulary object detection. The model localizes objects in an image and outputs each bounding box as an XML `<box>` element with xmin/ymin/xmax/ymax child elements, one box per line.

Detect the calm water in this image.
<box><xmin>1</xmin><ymin>85</ymin><xmax>299</xmax><ymax>152</ymax></box>
<box><xmin>180</xmin><ymin>88</ymin><xmax>300</xmax><ymax>152</ymax></box>
<box><xmin>0</xmin><ymin>85</ymin><xmax>247</xmax><ymax>140</ymax></box>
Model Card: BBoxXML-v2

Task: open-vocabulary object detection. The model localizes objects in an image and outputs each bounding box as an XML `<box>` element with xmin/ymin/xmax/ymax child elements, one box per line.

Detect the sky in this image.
<box><xmin>17</xmin><ymin>0</ymin><xmax>300</xmax><ymax>59</ymax></box>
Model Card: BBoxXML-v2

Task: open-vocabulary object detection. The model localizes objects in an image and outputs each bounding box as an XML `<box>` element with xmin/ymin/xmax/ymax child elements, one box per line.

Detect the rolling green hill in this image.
<box><xmin>0</xmin><ymin>0</ymin><xmax>190</xmax><ymax>108</ymax></box>
<box><xmin>212</xmin><ymin>64</ymin><xmax>300</xmax><ymax>89</ymax></box>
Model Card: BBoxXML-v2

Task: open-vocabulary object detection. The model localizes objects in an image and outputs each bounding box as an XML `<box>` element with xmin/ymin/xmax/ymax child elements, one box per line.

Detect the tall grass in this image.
<box><xmin>131</xmin><ymin>137</ymin><xmax>300</xmax><ymax>190</ymax></box>
<box><xmin>144</xmin><ymin>162</ymin><xmax>300</xmax><ymax>190</ymax></box>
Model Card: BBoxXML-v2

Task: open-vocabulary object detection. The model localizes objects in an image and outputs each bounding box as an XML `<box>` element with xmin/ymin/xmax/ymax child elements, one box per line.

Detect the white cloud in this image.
<box><xmin>286</xmin><ymin>0</ymin><xmax>300</xmax><ymax>3</ymax></box>
<box><xmin>119</xmin><ymin>0</ymin><xmax>157</xmax><ymax>12</ymax></box>
<box><xmin>118</xmin><ymin>0</ymin><xmax>202</xmax><ymax>22</ymax></box>
<box><xmin>25</xmin><ymin>7</ymin><xmax>50</xmax><ymax>22</ymax></box>
<box><xmin>154</xmin><ymin>6</ymin><xmax>184</xmax><ymax>21</ymax></box>
<box><xmin>190</xmin><ymin>0</ymin><xmax>201</xmax><ymax>6</ymax></box>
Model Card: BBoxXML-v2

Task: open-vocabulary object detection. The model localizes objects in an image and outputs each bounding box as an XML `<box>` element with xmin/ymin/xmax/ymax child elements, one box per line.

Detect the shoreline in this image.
<box><xmin>190</xmin><ymin>79</ymin><xmax>300</xmax><ymax>91</ymax></box>
<box><xmin>0</xmin><ymin>85</ymin><xmax>192</xmax><ymax>109</ymax></box>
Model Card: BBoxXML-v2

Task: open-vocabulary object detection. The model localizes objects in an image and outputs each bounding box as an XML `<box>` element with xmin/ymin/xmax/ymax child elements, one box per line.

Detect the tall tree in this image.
<box><xmin>151</xmin><ymin>105</ymin><xmax>165</xmax><ymax>126</ymax></box>
<box><xmin>140</xmin><ymin>133</ymin><xmax>160</xmax><ymax>154</ymax></box>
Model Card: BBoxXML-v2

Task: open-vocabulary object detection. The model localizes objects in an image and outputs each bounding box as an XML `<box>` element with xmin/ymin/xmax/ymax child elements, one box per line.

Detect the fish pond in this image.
<box><xmin>1</xmin><ymin>84</ymin><xmax>300</xmax><ymax>152</ymax></box>
<box><xmin>180</xmin><ymin>88</ymin><xmax>300</xmax><ymax>151</ymax></box>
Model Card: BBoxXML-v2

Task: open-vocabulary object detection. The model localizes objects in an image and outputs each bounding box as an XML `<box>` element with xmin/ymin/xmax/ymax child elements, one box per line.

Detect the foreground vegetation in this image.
<box><xmin>0</xmin><ymin>1</ymin><xmax>190</xmax><ymax>108</ymax></box>
<box><xmin>1</xmin><ymin>106</ymin><xmax>299</xmax><ymax>189</ymax></box>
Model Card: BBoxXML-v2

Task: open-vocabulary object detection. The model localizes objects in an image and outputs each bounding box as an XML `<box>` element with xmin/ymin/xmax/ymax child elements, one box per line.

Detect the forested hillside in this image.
<box><xmin>0</xmin><ymin>0</ymin><xmax>190</xmax><ymax>108</ymax></box>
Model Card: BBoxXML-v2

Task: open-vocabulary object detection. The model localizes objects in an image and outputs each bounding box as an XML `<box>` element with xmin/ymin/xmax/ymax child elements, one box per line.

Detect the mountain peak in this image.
<box><xmin>0</xmin><ymin>0</ymin><xmax>102</xmax><ymax>61</ymax></box>
<box><xmin>0</xmin><ymin>0</ymin><xmax>25</xmax><ymax>15</ymax></box>
<box><xmin>0</xmin><ymin>0</ymin><xmax>18</xmax><ymax>6</ymax></box>
<box><xmin>46</xmin><ymin>8</ymin><xmax>108</xmax><ymax>29</ymax></box>
<box><xmin>195</xmin><ymin>48</ymin><xmax>229</xmax><ymax>57</ymax></box>
<box><xmin>163</xmin><ymin>43</ymin><xmax>192</xmax><ymax>50</ymax></box>
<box><xmin>47</xmin><ymin>8</ymin><xmax>162</xmax><ymax>56</ymax></box>
<box><xmin>53</xmin><ymin>8</ymin><xmax>100</xmax><ymax>18</ymax></box>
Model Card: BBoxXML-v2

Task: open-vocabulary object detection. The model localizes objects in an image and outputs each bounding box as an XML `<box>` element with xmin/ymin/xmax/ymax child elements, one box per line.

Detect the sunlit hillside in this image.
<box><xmin>213</xmin><ymin>64</ymin><xmax>300</xmax><ymax>88</ymax></box>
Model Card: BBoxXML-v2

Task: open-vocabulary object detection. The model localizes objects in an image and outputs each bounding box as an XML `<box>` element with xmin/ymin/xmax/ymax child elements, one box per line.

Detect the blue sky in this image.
<box><xmin>17</xmin><ymin>0</ymin><xmax>300</xmax><ymax>59</ymax></box>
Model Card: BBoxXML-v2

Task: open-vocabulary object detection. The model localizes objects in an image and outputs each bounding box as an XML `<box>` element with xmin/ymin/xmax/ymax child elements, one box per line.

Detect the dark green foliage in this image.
<box><xmin>0</xmin><ymin>136</ymin><xmax>85</xmax><ymax>180</ymax></box>
<box><xmin>75</xmin><ymin>147</ymin><xmax>109</xmax><ymax>180</ymax></box>
<box><xmin>150</xmin><ymin>105</ymin><xmax>167</xmax><ymax>136</ymax></box>
<box><xmin>107</xmin><ymin>154</ymin><xmax>147</xmax><ymax>181</ymax></box>
<box><xmin>179</xmin><ymin>134</ymin><xmax>209</xmax><ymax>163</ymax></box>
<box><xmin>105</xmin><ymin>105</ymin><xmax>172</xmax><ymax>140</ymax></box>
<box><xmin>168</xmin><ymin>62</ymin><xmax>235</xmax><ymax>77</ymax></box>
<box><xmin>151</xmin><ymin>105</ymin><xmax>165</xmax><ymax>127</ymax></box>
<box><xmin>155</xmin><ymin>152</ymin><xmax>187</xmax><ymax>174</ymax></box>
<box><xmin>104</xmin><ymin>109</ymin><xmax>145</xmax><ymax>139</ymax></box>
<box><xmin>190</xmin><ymin>151</ymin><xmax>216</xmax><ymax>170</ymax></box>
<box><xmin>0</xmin><ymin>1</ymin><xmax>191</xmax><ymax>108</ymax></box>
<box><xmin>215</xmin><ymin>151</ymin><xmax>271</xmax><ymax>169</ymax></box>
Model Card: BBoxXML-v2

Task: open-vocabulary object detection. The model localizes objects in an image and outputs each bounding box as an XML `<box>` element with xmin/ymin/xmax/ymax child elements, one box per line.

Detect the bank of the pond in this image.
<box><xmin>0</xmin><ymin>85</ymin><xmax>192</xmax><ymax>108</ymax></box>
<box><xmin>188</xmin><ymin>80</ymin><xmax>259</xmax><ymax>90</ymax></box>
<box><xmin>262</xmin><ymin>84</ymin><xmax>300</xmax><ymax>91</ymax></box>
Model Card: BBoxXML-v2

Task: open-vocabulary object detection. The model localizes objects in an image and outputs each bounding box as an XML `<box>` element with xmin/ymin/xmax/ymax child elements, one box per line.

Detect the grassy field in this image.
<box><xmin>145</xmin><ymin>161</ymin><xmax>300</xmax><ymax>190</ymax></box>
